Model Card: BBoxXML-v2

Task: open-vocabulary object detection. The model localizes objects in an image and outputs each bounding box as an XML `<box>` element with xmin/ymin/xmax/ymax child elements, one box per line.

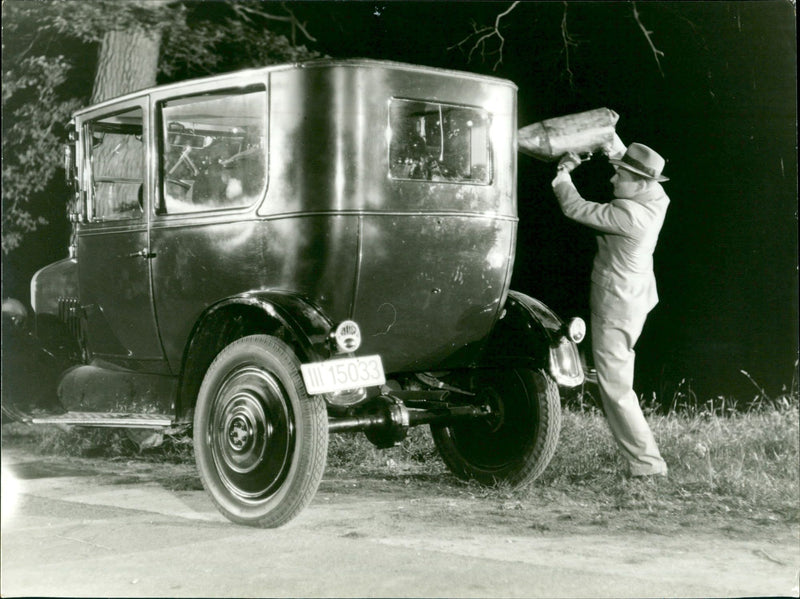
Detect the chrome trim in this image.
<box><xmin>145</xmin><ymin>209</ymin><xmax>519</xmax><ymax>232</ymax></box>
<box><xmin>548</xmin><ymin>340</ymin><xmax>585</xmax><ymax>387</ymax></box>
<box><xmin>566</xmin><ymin>317</ymin><xmax>587</xmax><ymax>343</ymax></box>
<box><xmin>31</xmin><ymin>412</ymin><xmax>173</xmax><ymax>428</ymax></box>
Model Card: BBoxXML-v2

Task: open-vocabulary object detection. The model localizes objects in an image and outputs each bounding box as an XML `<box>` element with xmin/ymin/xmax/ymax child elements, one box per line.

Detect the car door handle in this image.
<box><xmin>127</xmin><ymin>248</ymin><xmax>156</xmax><ymax>259</ymax></box>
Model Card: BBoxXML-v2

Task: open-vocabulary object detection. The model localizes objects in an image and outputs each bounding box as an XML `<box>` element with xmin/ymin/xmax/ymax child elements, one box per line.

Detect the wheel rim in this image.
<box><xmin>448</xmin><ymin>370</ymin><xmax>538</xmax><ymax>472</ymax></box>
<box><xmin>208</xmin><ymin>365</ymin><xmax>295</xmax><ymax>501</ymax></box>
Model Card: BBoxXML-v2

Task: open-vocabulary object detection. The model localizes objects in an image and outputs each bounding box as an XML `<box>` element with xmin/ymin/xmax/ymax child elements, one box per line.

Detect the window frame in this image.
<box><xmin>82</xmin><ymin>101</ymin><xmax>148</xmax><ymax>225</ymax></box>
<box><xmin>387</xmin><ymin>97</ymin><xmax>494</xmax><ymax>186</ymax></box>
<box><xmin>154</xmin><ymin>83</ymin><xmax>269</xmax><ymax>218</ymax></box>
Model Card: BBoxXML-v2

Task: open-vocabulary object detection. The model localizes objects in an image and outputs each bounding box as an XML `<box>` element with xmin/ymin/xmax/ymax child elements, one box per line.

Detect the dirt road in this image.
<box><xmin>2</xmin><ymin>444</ymin><xmax>798</xmax><ymax>598</ymax></box>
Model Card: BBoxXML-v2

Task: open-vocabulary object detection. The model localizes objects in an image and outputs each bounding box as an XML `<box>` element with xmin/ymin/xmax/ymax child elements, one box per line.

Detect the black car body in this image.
<box><xmin>14</xmin><ymin>60</ymin><xmax>584</xmax><ymax>526</ymax></box>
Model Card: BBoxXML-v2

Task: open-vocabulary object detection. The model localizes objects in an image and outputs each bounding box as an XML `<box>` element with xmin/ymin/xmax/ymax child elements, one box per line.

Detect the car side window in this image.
<box><xmin>158</xmin><ymin>87</ymin><xmax>268</xmax><ymax>215</ymax></box>
<box><xmin>86</xmin><ymin>107</ymin><xmax>145</xmax><ymax>222</ymax></box>
<box><xmin>389</xmin><ymin>98</ymin><xmax>492</xmax><ymax>184</ymax></box>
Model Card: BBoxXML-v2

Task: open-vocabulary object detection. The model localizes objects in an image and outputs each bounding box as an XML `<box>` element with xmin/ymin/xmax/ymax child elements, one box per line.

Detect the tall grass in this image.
<box><xmin>572</xmin><ymin>360</ymin><xmax>800</xmax><ymax>416</ymax></box>
<box><xmin>545</xmin><ymin>404</ymin><xmax>798</xmax><ymax>514</ymax></box>
<box><xmin>657</xmin><ymin>408</ymin><xmax>798</xmax><ymax>507</ymax></box>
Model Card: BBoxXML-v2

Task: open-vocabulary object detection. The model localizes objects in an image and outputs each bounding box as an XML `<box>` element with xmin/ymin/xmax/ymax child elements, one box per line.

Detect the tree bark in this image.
<box><xmin>91</xmin><ymin>28</ymin><xmax>162</xmax><ymax>104</ymax></box>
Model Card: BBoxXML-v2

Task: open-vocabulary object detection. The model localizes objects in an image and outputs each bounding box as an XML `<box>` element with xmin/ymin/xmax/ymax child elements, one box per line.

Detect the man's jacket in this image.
<box><xmin>553</xmin><ymin>178</ymin><xmax>670</xmax><ymax>321</ymax></box>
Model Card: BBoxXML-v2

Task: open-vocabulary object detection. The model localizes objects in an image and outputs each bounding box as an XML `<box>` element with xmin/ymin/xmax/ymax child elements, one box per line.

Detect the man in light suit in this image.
<box><xmin>552</xmin><ymin>142</ymin><xmax>670</xmax><ymax>477</ymax></box>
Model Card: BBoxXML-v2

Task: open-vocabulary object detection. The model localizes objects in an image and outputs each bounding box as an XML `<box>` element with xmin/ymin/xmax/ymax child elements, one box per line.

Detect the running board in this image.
<box><xmin>30</xmin><ymin>412</ymin><xmax>174</xmax><ymax>429</ymax></box>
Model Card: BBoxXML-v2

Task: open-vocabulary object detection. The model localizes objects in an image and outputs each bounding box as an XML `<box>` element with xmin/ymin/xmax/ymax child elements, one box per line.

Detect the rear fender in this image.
<box><xmin>480</xmin><ymin>291</ymin><xmax>584</xmax><ymax>387</ymax></box>
<box><xmin>176</xmin><ymin>291</ymin><xmax>334</xmax><ymax>420</ymax></box>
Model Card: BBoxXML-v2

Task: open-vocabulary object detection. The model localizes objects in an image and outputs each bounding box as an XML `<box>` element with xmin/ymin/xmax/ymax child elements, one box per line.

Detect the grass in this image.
<box><xmin>549</xmin><ymin>405</ymin><xmax>798</xmax><ymax>521</ymax></box>
<box><xmin>4</xmin><ymin>425</ymin><xmax>194</xmax><ymax>463</ymax></box>
<box><xmin>4</xmin><ymin>385</ymin><xmax>798</xmax><ymax>534</ymax></box>
<box><xmin>324</xmin><ymin>403</ymin><xmax>799</xmax><ymax>524</ymax></box>
<box><xmin>653</xmin><ymin>361</ymin><xmax>799</xmax><ymax>416</ymax></box>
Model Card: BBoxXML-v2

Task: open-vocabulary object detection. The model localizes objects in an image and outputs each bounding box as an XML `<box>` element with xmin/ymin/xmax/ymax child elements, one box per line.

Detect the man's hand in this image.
<box><xmin>557</xmin><ymin>152</ymin><xmax>582</xmax><ymax>173</ymax></box>
<box><xmin>552</xmin><ymin>153</ymin><xmax>577</xmax><ymax>187</ymax></box>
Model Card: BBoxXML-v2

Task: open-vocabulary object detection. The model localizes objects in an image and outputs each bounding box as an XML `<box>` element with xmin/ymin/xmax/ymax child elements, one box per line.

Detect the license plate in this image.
<box><xmin>301</xmin><ymin>355</ymin><xmax>386</xmax><ymax>395</ymax></box>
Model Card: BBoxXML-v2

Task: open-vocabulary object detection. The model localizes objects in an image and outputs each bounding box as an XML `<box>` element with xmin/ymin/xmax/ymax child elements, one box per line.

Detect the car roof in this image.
<box><xmin>74</xmin><ymin>58</ymin><xmax>517</xmax><ymax>118</ymax></box>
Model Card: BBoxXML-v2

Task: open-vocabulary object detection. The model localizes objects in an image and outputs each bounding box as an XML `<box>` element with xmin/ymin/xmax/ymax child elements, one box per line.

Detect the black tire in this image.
<box><xmin>193</xmin><ymin>335</ymin><xmax>328</xmax><ymax>527</ymax></box>
<box><xmin>431</xmin><ymin>368</ymin><xmax>561</xmax><ymax>487</ymax></box>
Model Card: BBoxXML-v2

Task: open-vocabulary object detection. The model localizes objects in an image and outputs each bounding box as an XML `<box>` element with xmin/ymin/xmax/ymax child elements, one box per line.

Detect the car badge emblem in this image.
<box><xmin>334</xmin><ymin>320</ymin><xmax>362</xmax><ymax>353</ymax></box>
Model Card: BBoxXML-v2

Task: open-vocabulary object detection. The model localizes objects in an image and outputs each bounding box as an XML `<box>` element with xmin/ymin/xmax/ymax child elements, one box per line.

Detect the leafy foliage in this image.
<box><xmin>160</xmin><ymin>2</ymin><xmax>323</xmax><ymax>82</ymax></box>
<box><xmin>1</xmin><ymin>54</ymin><xmax>81</xmax><ymax>253</ymax></box>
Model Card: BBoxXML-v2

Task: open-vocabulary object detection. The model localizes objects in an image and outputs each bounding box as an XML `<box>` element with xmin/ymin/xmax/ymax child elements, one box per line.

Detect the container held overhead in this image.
<box><xmin>518</xmin><ymin>108</ymin><xmax>620</xmax><ymax>162</ymax></box>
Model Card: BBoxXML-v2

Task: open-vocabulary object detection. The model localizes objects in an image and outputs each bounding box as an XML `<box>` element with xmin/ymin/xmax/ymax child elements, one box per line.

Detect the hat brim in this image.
<box><xmin>609</xmin><ymin>158</ymin><xmax>669</xmax><ymax>182</ymax></box>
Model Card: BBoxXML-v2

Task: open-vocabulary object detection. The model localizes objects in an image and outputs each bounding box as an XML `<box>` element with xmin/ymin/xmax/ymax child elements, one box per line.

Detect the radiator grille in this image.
<box><xmin>57</xmin><ymin>296</ymin><xmax>82</xmax><ymax>339</ymax></box>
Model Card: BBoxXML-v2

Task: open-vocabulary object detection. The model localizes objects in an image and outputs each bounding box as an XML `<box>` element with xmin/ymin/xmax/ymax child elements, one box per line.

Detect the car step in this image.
<box><xmin>30</xmin><ymin>412</ymin><xmax>174</xmax><ymax>429</ymax></box>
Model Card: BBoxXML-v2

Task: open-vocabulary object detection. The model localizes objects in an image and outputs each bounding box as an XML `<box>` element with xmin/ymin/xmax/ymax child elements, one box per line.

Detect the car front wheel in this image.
<box><xmin>193</xmin><ymin>335</ymin><xmax>327</xmax><ymax>527</ymax></box>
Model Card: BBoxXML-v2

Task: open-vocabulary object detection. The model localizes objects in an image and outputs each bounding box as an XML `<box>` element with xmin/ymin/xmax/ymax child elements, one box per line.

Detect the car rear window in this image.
<box><xmin>389</xmin><ymin>98</ymin><xmax>492</xmax><ymax>185</ymax></box>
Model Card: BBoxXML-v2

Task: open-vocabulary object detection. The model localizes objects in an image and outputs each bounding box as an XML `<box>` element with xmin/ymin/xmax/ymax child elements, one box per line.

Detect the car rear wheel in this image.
<box><xmin>193</xmin><ymin>335</ymin><xmax>327</xmax><ymax>527</ymax></box>
<box><xmin>431</xmin><ymin>368</ymin><xmax>561</xmax><ymax>487</ymax></box>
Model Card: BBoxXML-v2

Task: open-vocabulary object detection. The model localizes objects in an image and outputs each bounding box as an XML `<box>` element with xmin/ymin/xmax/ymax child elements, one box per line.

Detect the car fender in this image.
<box><xmin>176</xmin><ymin>291</ymin><xmax>335</xmax><ymax>420</ymax></box>
<box><xmin>216</xmin><ymin>291</ymin><xmax>335</xmax><ymax>362</ymax></box>
<box><xmin>480</xmin><ymin>290</ymin><xmax>584</xmax><ymax>387</ymax></box>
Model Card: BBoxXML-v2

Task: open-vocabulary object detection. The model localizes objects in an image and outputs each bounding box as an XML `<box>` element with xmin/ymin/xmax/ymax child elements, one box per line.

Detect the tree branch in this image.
<box><xmin>448</xmin><ymin>1</ymin><xmax>519</xmax><ymax>71</ymax></box>
<box><xmin>231</xmin><ymin>2</ymin><xmax>317</xmax><ymax>45</ymax></box>
<box><xmin>560</xmin><ymin>2</ymin><xmax>579</xmax><ymax>88</ymax></box>
<box><xmin>632</xmin><ymin>2</ymin><xmax>665</xmax><ymax>77</ymax></box>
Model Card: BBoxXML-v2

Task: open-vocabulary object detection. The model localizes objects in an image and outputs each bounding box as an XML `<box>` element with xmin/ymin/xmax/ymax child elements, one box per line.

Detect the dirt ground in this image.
<box><xmin>2</xmin><ymin>435</ymin><xmax>798</xmax><ymax>598</ymax></box>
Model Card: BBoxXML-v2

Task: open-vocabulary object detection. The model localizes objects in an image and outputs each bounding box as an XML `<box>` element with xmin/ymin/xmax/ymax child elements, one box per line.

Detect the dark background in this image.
<box><xmin>4</xmin><ymin>1</ymin><xmax>797</xmax><ymax>403</ymax></box>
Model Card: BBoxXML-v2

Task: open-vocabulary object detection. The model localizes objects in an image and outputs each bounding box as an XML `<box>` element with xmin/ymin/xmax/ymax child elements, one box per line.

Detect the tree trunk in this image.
<box><xmin>77</xmin><ymin>24</ymin><xmax>162</xmax><ymax>248</ymax></box>
<box><xmin>91</xmin><ymin>28</ymin><xmax>162</xmax><ymax>104</ymax></box>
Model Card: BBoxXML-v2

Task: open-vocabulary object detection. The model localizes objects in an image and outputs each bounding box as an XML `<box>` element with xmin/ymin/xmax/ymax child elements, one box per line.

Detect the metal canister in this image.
<box><xmin>518</xmin><ymin>107</ymin><xmax>619</xmax><ymax>162</ymax></box>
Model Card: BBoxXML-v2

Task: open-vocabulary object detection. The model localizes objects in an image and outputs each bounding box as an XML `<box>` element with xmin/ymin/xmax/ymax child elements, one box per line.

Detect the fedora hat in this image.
<box><xmin>609</xmin><ymin>143</ymin><xmax>669</xmax><ymax>182</ymax></box>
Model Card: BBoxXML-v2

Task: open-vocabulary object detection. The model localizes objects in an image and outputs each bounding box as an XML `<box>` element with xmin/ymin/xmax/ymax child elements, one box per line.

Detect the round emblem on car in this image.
<box><xmin>334</xmin><ymin>320</ymin><xmax>362</xmax><ymax>353</ymax></box>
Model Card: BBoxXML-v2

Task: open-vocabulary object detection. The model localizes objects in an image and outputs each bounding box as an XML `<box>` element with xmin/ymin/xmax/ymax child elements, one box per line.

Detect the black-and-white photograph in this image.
<box><xmin>2</xmin><ymin>1</ymin><xmax>797</xmax><ymax>597</ymax></box>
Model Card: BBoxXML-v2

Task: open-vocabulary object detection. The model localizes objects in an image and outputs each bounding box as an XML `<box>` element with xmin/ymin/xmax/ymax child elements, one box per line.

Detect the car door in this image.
<box><xmin>76</xmin><ymin>98</ymin><xmax>168</xmax><ymax>373</ymax></box>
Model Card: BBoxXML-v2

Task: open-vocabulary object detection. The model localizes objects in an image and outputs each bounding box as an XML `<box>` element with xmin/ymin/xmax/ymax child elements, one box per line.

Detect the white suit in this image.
<box><xmin>553</xmin><ymin>173</ymin><xmax>669</xmax><ymax>476</ymax></box>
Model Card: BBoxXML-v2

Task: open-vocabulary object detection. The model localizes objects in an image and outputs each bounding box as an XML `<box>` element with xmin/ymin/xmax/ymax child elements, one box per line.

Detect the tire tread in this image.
<box><xmin>432</xmin><ymin>368</ymin><xmax>561</xmax><ymax>488</ymax></box>
<box><xmin>194</xmin><ymin>334</ymin><xmax>328</xmax><ymax>528</ymax></box>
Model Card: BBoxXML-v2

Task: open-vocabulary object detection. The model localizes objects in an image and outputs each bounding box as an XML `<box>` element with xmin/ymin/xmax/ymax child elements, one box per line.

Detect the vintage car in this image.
<box><xmin>11</xmin><ymin>59</ymin><xmax>585</xmax><ymax>527</ymax></box>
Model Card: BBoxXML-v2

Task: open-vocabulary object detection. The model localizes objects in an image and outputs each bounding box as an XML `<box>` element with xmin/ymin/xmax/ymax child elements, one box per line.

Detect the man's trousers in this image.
<box><xmin>591</xmin><ymin>312</ymin><xmax>668</xmax><ymax>476</ymax></box>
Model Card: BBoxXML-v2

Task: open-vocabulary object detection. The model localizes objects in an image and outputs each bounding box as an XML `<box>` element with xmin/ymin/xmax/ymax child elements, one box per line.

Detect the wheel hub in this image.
<box><xmin>480</xmin><ymin>387</ymin><xmax>505</xmax><ymax>433</ymax></box>
<box><xmin>217</xmin><ymin>395</ymin><xmax>270</xmax><ymax>475</ymax></box>
<box><xmin>227</xmin><ymin>412</ymin><xmax>253</xmax><ymax>451</ymax></box>
<box><xmin>209</xmin><ymin>366</ymin><xmax>293</xmax><ymax>499</ymax></box>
